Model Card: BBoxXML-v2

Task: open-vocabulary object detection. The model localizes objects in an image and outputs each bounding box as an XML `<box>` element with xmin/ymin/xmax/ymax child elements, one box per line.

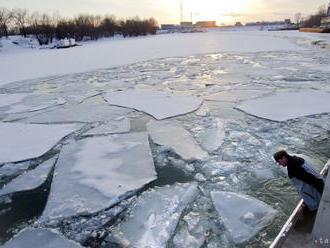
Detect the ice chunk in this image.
<box><xmin>237</xmin><ymin>90</ymin><xmax>330</xmax><ymax>121</ymax></box>
<box><xmin>0</xmin><ymin>156</ymin><xmax>57</xmax><ymax>197</ymax></box>
<box><xmin>2</xmin><ymin>228</ymin><xmax>82</xmax><ymax>248</ymax></box>
<box><xmin>173</xmin><ymin>225</ymin><xmax>204</xmax><ymax>248</ymax></box>
<box><xmin>108</xmin><ymin>183</ymin><xmax>199</xmax><ymax>248</ymax></box>
<box><xmin>40</xmin><ymin>132</ymin><xmax>157</xmax><ymax>221</ymax></box>
<box><xmin>147</xmin><ymin>120</ymin><xmax>208</xmax><ymax>161</ymax></box>
<box><xmin>201</xmin><ymin>161</ymin><xmax>240</xmax><ymax>178</ymax></box>
<box><xmin>200</xmin><ymin>119</ymin><xmax>225</xmax><ymax>152</ymax></box>
<box><xmin>205</xmin><ymin>90</ymin><xmax>269</xmax><ymax>102</ymax></box>
<box><xmin>210</xmin><ymin>191</ymin><xmax>277</xmax><ymax>244</ymax></box>
<box><xmin>82</xmin><ymin>118</ymin><xmax>130</xmax><ymax>136</ymax></box>
<box><xmin>3</xmin><ymin>94</ymin><xmax>66</xmax><ymax>114</ymax></box>
<box><xmin>24</xmin><ymin>101</ymin><xmax>131</xmax><ymax>123</ymax></box>
<box><xmin>0</xmin><ymin>122</ymin><xmax>79</xmax><ymax>164</ymax></box>
<box><xmin>0</xmin><ymin>94</ymin><xmax>27</xmax><ymax>108</ymax></box>
<box><xmin>104</xmin><ymin>89</ymin><xmax>202</xmax><ymax>120</ymax></box>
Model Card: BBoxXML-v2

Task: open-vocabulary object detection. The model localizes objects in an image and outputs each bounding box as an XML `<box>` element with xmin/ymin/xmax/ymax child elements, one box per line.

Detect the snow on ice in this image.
<box><xmin>40</xmin><ymin>132</ymin><xmax>157</xmax><ymax>221</ymax></box>
<box><xmin>108</xmin><ymin>183</ymin><xmax>199</xmax><ymax>247</ymax></box>
<box><xmin>211</xmin><ymin>191</ymin><xmax>277</xmax><ymax>244</ymax></box>
<box><xmin>147</xmin><ymin>120</ymin><xmax>208</xmax><ymax>161</ymax></box>
<box><xmin>0</xmin><ymin>31</ymin><xmax>305</xmax><ymax>86</ymax></box>
<box><xmin>2</xmin><ymin>228</ymin><xmax>82</xmax><ymax>248</ymax></box>
<box><xmin>104</xmin><ymin>89</ymin><xmax>202</xmax><ymax>120</ymax></box>
<box><xmin>237</xmin><ymin>90</ymin><xmax>330</xmax><ymax>121</ymax></box>
<box><xmin>0</xmin><ymin>122</ymin><xmax>79</xmax><ymax>164</ymax></box>
<box><xmin>0</xmin><ymin>156</ymin><xmax>57</xmax><ymax>197</ymax></box>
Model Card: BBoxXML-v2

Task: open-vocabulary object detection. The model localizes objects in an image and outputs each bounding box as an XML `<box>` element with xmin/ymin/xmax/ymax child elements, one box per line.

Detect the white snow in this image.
<box><xmin>40</xmin><ymin>132</ymin><xmax>157</xmax><ymax>221</ymax></box>
<box><xmin>0</xmin><ymin>31</ymin><xmax>305</xmax><ymax>86</ymax></box>
<box><xmin>104</xmin><ymin>89</ymin><xmax>202</xmax><ymax>120</ymax></box>
<box><xmin>0</xmin><ymin>122</ymin><xmax>79</xmax><ymax>164</ymax></box>
<box><xmin>210</xmin><ymin>191</ymin><xmax>277</xmax><ymax>244</ymax></box>
<box><xmin>236</xmin><ymin>90</ymin><xmax>330</xmax><ymax>121</ymax></box>
<box><xmin>147</xmin><ymin>120</ymin><xmax>208</xmax><ymax>161</ymax></box>
<box><xmin>200</xmin><ymin>119</ymin><xmax>226</xmax><ymax>153</ymax></box>
<box><xmin>82</xmin><ymin>118</ymin><xmax>130</xmax><ymax>136</ymax></box>
<box><xmin>2</xmin><ymin>228</ymin><xmax>82</xmax><ymax>248</ymax></box>
<box><xmin>109</xmin><ymin>182</ymin><xmax>199</xmax><ymax>248</ymax></box>
<box><xmin>0</xmin><ymin>156</ymin><xmax>57</xmax><ymax>197</ymax></box>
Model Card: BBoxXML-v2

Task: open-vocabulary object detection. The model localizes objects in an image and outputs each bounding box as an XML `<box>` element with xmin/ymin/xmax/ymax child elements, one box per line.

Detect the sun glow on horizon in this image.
<box><xmin>179</xmin><ymin>0</ymin><xmax>261</xmax><ymax>24</ymax></box>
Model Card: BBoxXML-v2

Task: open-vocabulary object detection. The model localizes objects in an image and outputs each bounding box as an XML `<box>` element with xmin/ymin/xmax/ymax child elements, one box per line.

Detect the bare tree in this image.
<box><xmin>0</xmin><ymin>8</ymin><xmax>11</xmax><ymax>37</ymax></box>
<box><xmin>294</xmin><ymin>12</ymin><xmax>302</xmax><ymax>26</ymax></box>
<box><xmin>12</xmin><ymin>8</ymin><xmax>29</xmax><ymax>37</ymax></box>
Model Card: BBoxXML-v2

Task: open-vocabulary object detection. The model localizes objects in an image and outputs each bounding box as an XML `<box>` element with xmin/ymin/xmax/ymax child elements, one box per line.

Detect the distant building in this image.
<box><xmin>320</xmin><ymin>1</ymin><xmax>330</xmax><ymax>28</ymax></box>
<box><xmin>180</xmin><ymin>22</ymin><xmax>193</xmax><ymax>27</ymax></box>
<box><xmin>235</xmin><ymin>22</ymin><xmax>243</xmax><ymax>27</ymax></box>
<box><xmin>194</xmin><ymin>21</ymin><xmax>217</xmax><ymax>28</ymax></box>
<box><xmin>284</xmin><ymin>19</ymin><xmax>291</xmax><ymax>24</ymax></box>
<box><xmin>161</xmin><ymin>24</ymin><xmax>178</xmax><ymax>31</ymax></box>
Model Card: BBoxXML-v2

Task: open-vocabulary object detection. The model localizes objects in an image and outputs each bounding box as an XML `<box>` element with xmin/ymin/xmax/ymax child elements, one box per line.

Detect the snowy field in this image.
<box><xmin>0</xmin><ymin>30</ymin><xmax>330</xmax><ymax>247</ymax></box>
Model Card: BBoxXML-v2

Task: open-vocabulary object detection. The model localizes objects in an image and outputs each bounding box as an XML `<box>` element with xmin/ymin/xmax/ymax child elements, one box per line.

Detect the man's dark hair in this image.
<box><xmin>273</xmin><ymin>150</ymin><xmax>289</xmax><ymax>162</ymax></box>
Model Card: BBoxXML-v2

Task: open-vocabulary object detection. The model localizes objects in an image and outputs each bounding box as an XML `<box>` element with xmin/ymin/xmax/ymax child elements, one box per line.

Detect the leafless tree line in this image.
<box><xmin>294</xmin><ymin>5</ymin><xmax>328</xmax><ymax>28</ymax></box>
<box><xmin>0</xmin><ymin>7</ymin><xmax>158</xmax><ymax>45</ymax></box>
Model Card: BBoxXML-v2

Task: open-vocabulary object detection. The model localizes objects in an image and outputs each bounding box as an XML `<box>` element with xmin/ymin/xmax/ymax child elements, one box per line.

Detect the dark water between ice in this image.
<box><xmin>1</xmin><ymin>49</ymin><xmax>330</xmax><ymax>247</ymax></box>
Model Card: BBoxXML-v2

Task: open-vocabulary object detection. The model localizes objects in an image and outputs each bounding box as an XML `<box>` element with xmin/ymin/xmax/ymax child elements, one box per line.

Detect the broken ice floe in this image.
<box><xmin>199</xmin><ymin>119</ymin><xmax>226</xmax><ymax>153</ymax></box>
<box><xmin>82</xmin><ymin>117</ymin><xmax>130</xmax><ymax>136</ymax></box>
<box><xmin>205</xmin><ymin>90</ymin><xmax>270</xmax><ymax>102</ymax></box>
<box><xmin>104</xmin><ymin>89</ymin><xmax>202</xmax><ymax>120</ymax></box>
<box><xmin>2</xmin><ymin>228</ymin><xmax>82</xmax><ymax>248</ymax></box>
<box><xmin>40</xmin><ymin>132</ymin><xmax>157</xmax><ymax>221</ymax></box>
<box><xmin>0</xmin><ymin>94</ymin><xmax>28</xmax><ymax>108</ymax></box>
<box><xmin>2</xmin><ymin>94</ymin><xmax>66</xmax><ymax>114</ymax></box>
<box><xmin>210</xmin><ymin>191</ymin><xmax>277</xmax><ymax>244</ymax></box>
<box><xmin>24</xmin><ymin>101</ymin><xmax>131</xmax><ymax>123</ymax></box>
<box><xmin>201</xmin><ymin>161</ymin><xmax>241</xmax><ymax>178</ymax></box>
<box><xmin>237</xmin><ymin>90</ymin><xmax>330</xmax><ymax>121</ymax></box>
<box><xmin>147</xmin><ymin>120</ymin><xmax>208</xmax><ymax>161</ymax></box>
<box><xmin>0</xmin><ymin>122</ymin><xmax>79</xmax><ymax>164</ymax></box>
<box><xmin>107</xmin><ymin>183</ymin><xmax>199</xmax><ymax>248</ymax></box>
<box><xmin>0</xmin><ymin>156</ymin><xmax>57</xmax><ymax>197</ymax></box>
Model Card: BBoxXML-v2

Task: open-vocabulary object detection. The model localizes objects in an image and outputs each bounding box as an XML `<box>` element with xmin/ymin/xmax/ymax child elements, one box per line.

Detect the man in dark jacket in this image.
<box><xmin>273</xmin><ymin>150</ymin><xmax>324</xmax><ymax>211</ymax></box>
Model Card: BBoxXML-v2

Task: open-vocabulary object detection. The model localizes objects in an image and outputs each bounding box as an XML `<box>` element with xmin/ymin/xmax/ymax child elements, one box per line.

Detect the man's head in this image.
<box><xmin>273</xmin><ymin>150</ymin><xmax>289</xmax><ymax>167</ymax></box>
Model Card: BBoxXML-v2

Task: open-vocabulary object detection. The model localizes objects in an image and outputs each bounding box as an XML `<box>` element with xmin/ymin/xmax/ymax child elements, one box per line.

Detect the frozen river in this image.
<box><xmin>0</xmin><ymin>31</ymin><xmax>330</xmax><ymax>247</ymax></box>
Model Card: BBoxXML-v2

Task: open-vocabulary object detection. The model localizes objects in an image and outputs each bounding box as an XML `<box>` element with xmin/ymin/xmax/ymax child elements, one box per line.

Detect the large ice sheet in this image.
<box><xmin>24</xmin><ymin>101</ymin><xmax>131</xmax><ymax>123</ymax></box>
<box><xmin>200</xmin><ymin>119</ymin><xmax>226</xmax><ymax>153</ymax></box>
<box><xmin>210</xmin><ymin>191</ymin><xmax>277</xmax><ymax>244</ymax></box>
<box><xmin>0</xmin><ymin>94</ymin><xmax>27</xmax><ymax>108</ymax></box>
<box><xmin>0</xmin><ymin>122</ymin><xmax>79</xmax><ymax>164</ymax></box>
<box><xmin>82</xmin><ymin>118</ymin><xmax>130</xmax><ymax>136</ymax></box>
<box><xmin>108</xmin><ymin>183</ymin><xmax>199</xmax><ymax>248</ymax></box>
<box><xmin>104</xmin><ymin>89</ymin><xmax>202</xmax><ymax>120</ymax></box>
<box><xmin>0</xmin><ymin>156</ymin><xmax>57</xmax><ymax>197</ymax></box>
<box><xmin>205</xmin><ymin>90</ymin><xmax>270</xmax><ymax>102</ymax></box>
<box><xmin>147</xmin><ymin>120</ymin><xmax>208</xmax><ymax>161</ymax></box>
<box><xmin>236</xmin><ymin>90</ymin><xmax>330</xmax><ymax>121</ymax></box>
<box><xmin>40</xmin><ymin>132</ymin><xmax>157</xmax><ymax>221</ymax></box>
<box><xmin>3</xmin><ymin>94</ymin><xmax>66</xmax><ymax>114</ymax></box>
<box><xmin>2</xmin><ymin>228</ymin><xmax>82</xmax><ymax>248</ymax></box>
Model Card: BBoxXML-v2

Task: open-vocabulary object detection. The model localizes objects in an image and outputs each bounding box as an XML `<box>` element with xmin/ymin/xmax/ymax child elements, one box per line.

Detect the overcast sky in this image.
<box><xmin>0</xmin><ymin>0</ymin><xmax>328</xmax><ymax>24</ymax></box>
